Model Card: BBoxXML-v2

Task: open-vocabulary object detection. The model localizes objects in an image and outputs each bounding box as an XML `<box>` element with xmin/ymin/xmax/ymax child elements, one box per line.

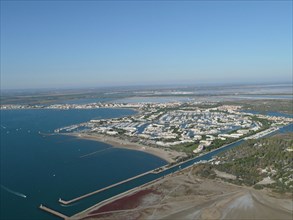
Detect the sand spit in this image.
<box><xmin>68</xmin><ymin>133</ymin><xmax>185</xmax><ymax>163</ymax></box>
<box><xmin>71</xmin><ymin>165</ymin><xmax>293</xmax><ymax>220</ymax></box>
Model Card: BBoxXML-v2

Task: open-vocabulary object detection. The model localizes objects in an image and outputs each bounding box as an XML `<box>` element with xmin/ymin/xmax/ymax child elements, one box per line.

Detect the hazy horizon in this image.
<box><xmin>1</xmin><ymin>1</ymin><xmax>292</xmax><ymax>90</ymax></box>
<box><xmin>1</xmin><ymin>82</ymin><xmax>292</xmax><ymax>95</ymax></box>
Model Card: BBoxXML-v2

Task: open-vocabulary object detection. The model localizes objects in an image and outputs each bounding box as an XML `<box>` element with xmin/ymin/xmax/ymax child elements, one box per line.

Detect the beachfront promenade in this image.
<box><xmin>59</xmin><ymin>170</ymin><xmax>153</xmax><ymax>205</ymax></box>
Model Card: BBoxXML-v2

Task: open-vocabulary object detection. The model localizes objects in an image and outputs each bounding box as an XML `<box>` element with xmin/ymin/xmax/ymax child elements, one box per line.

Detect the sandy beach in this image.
<box><xmin>71</xmin><ymin>164</ymin><xmax>293</xmax><ymax>220</ymax></box>
<box><xmin>68</xmin><ymin>133</ymin><xmax>186</xmax><ymax>163</ymax></box>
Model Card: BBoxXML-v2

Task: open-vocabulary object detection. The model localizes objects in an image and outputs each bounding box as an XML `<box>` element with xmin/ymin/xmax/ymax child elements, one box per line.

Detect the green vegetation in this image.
<box><xmin>208</xmin><ymin>138</ymin><xmax>233</xmax><ymax>151</ymax></box>
<box><xmin>170</xmin><ymin>116</ymin><xmax>272</xmax><ymax>155</ymax></box>
<box><xmin>250</xmin><ymin>115</ymin><xmax>271</xmax><ymax>129</ymax></box>
<box><xmin>200</xmin><ymin>116</ymin><xmax>271</xmax><ymax>152</ymax></box>
<box><xmin>195</xmin><ymin>133</ymin><xmax>293</xmax><ymax>193</ymax></box>
<box><xmin>112</xmin><ymin>128</ymin><xmax>126</xmax><ymax>135</ymax></box>
<box><xmin>222</xmin><ymin>99</ymin><xmax>293</xmax><ymax>115</ymax></box>
<box><xmin>170</xmin><ymin>142</ymin><xmax>199</xmax><ymax>154</ymax></box>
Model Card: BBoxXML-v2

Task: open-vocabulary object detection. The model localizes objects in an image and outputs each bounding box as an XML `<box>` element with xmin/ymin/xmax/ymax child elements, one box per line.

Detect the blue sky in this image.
<box><xmin>1</xmin><ymin>1</ymin><xmax>292</xmax><ymax>89</ymax></box>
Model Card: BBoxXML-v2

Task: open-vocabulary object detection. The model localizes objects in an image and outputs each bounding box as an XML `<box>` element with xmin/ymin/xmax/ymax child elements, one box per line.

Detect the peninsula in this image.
<box><xmin>54</xmin><ymin>101</ymin><xmax>292</xmax><ymax>163</ymax></box>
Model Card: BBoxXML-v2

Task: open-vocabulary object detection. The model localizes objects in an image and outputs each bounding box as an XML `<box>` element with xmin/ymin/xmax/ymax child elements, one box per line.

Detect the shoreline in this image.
<box><xmin>66</xmin><ymin>132</ymin><xmax>185</xmax><ymax>163</ymax></box>
<box><xmin>70</xmin><ymin>165</ymin><xmax>293</xmax><ymax>220</ymax></box>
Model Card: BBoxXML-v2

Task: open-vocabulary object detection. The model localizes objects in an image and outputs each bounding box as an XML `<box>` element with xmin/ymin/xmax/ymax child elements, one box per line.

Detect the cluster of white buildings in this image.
<box><xmin>0</xmin><ymin>101</ymin><xmax>185</xmax><ymax>111</ymax></box>
<box><xmin>46</xmin><ymin>101</ymin><xmax>292</xmax><ymax>155</ymax></box>
<box><xmin>72</xmin><ymin>104</ymin><xmax>283</xmax><ymax>154</ymax></box>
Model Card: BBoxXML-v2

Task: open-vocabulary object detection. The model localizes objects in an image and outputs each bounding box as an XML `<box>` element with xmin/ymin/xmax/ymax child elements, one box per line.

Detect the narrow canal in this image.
<box><xmin>49</xmin><ymin>123</ymin><xmax>293</xmax><ymax>217</ymax></box>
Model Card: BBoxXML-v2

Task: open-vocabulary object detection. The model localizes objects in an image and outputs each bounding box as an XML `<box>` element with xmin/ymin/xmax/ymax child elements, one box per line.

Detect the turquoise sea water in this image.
<box><xmin>0</xmin><ymin>109</ymin><xmax>166</xmax><ymax>220</ymax></box>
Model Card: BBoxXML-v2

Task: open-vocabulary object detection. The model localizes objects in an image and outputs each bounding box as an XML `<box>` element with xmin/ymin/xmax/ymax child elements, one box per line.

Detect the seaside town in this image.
<box><xmin>49</xmin><ymin>102</ymin><xmax>293</xmax><ymax>155</ymax></box>
<box><xmin>0</xmin><ymin>102</ymin><xmax>144</xmax><ymax>110</ymax></box>
<box><xmin>2</xmin><ymin>100</ymin><xmax>292</xmax><ymax>220</ymax></box>
<box><xmin>2</xmin><ymin>0</ymin><xmax>293</xmax><ymax>219</ymax></box>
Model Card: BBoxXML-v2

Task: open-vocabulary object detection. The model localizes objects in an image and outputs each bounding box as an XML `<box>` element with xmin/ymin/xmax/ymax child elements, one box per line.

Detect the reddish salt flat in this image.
<box><xmin>89</xmin><ymin>189</ymin><xmax>157</xmax><ymax>214</ymax></box>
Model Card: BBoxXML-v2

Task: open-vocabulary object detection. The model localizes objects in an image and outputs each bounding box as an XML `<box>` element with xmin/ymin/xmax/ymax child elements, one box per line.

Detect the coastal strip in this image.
<box><xmin>70</xmin><ymin>174</ymin><xmax>170</xmax><ymax>219</ymax></box>
<box><xmin>60</xmin><ymin>124</ymin><xmax>292</xmax><ymax>216</ymax></box>
<box><xmin>45</xmin><ymin>124</ymin><xmax>289</xmax><ymax>219</ymax></box>
<box><xmin>60</xmin><ymin>136</ymin><xmax>248</xmax><ymax>205</ymax></box>
<box><xmin>70</xmin><ymin>160</ymin><xmax>201</xmax><ymax>220</ymax></box>
<box><xmin>59</xmin><ymin>169</ymin><xmax>153</xmax><ymax>205</ymax></box>
<box><xmin>67</xmin><ymin>133</ymin><xmax>185</xmax><ymax>163</ymax></box>
<box><xmin>39</xmin><ymin>204</ymin><xmax>68</xmax><ymax>219</ymax></box>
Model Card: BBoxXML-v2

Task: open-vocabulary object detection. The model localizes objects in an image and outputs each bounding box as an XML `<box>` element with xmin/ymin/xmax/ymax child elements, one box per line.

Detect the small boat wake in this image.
<box><xmin>80</xmin><ymin>147</ymin><xmax>111</xmax><ymax>158</ymax></box>
<box><xmin>1</xmin><ymin>185</ymin><xmax>27</xmax><ymax>199</ymax></box>
<box><xmin>1</xmin><ymin>125</ymin><xmax>7</xmax><ymax>129</ymax></box>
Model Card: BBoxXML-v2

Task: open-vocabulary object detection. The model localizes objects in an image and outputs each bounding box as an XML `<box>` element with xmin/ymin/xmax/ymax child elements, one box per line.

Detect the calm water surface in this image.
<box><xmin>1</xmin><ymin>108</ymin><xmax>291</xmax><ymax>220</ymax></box>
<box><xmin>0</xmin><ymin>109</ymin><xmax>166</xmax><ymax>220</ymax></box>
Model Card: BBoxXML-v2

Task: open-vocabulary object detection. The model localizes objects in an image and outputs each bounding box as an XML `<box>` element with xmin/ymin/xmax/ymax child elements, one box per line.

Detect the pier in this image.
<box><xmin>59</xmin><ymin>170</ymin><xmax>152</xmax><ymax>205</ymax></box>
<box><xmin>42</xmin><ymin>124</ymin><xmax>290</xmax><ymax>218</ymax></box>
<box><xmin>39</xmin><ymin>204</ymin><xmax>68</xmax><ymax>219</ymax></box>
<box><xmin>59</xmin><ymin>138</ymin><xmax>247</xmax><ymax>205</ymax></box>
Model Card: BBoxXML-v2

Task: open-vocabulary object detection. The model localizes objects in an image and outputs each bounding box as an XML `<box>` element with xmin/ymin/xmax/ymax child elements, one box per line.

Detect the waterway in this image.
<box><xmin>234</xmin><ymin>94</ymin><xmax>292</xmax><ymax>100</ymax></box>
<box><xmin>59</xmin><ymin>122</ymin><xmax>292</xmax><ymax>218</ymax></box>
<box><xmin>0</xmin><ymin>109</ymin><xmax>166</xmax><ymax>220</ymax></box>
<box><xmin>242</xmin><ymin>110</ymin><xmax>293</xmax><ymax>118</ymax></box>
<box><xmin>113</xmin><ymin>96</ymin><xmax>194</xmax><ymax>103</ymax></box>
<box><xmin>58</xmin><ymin>97</ymin><xmax>115</xmax><ymax>105</ymax></box>
<box><xmin>1</xmin><ymin>109</ymin><xmax>292</xmax><ymax>219</ymax></box>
